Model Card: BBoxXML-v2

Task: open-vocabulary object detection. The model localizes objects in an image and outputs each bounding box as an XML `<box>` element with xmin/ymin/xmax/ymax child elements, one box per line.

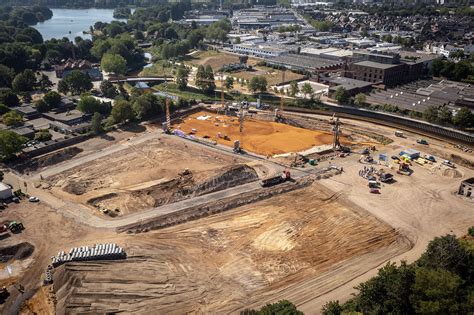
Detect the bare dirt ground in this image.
<box><xmin>173</xmin><ymin>111</ymin><xmax>344</xmax><ymax>156</ymax></box>
<box><xmin>46</xmin><ymin>136</ymin><xmax>256</xmax><ymax>216</ymax></box>
<box><xmin>232</xmin><ymin>66</ymin><xmax>304</xmax><ymax>86</ymax></box>
<box><xmin>1</xmin><ymin>111</ymin><xmax>472</xmax><ymax>315</ymax></box>
<box><xmin>0</xmin><ymin>201</ymin><xmax>115</xmax><ymax>315</ymax></box>
<box><xmin>49</xmin><ymin>184</ymin><xmax>407</xmax><ymax>314</ymax></box>
<box><xmin>186</xmin><ymin>50</ymin><xmax>260</xmax><ymax>70</ymax></box>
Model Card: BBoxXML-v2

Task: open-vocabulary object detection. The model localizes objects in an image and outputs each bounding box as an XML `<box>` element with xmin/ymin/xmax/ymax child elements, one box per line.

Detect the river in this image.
<box><xmin>33</xmin><ymin>8</ymin><xmax>128</xmax><ymax>41</ymax></box>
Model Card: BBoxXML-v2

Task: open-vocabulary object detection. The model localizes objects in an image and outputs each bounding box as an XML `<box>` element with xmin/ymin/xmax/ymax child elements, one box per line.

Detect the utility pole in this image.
<box><xmin>280</xmin><ymin>69</ymin><xmax>285</xmax><ymax>115</ymax></box>
<box><xmin>333</xmin><ymin>117</ymin><xmax>341</xmax><ymax>151</ymax></box>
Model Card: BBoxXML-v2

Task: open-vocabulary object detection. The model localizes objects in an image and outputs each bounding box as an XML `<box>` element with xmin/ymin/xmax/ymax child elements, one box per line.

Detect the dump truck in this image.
<box><xmin>261</xmin><ymin>170</ymin><xmax>291</xmax><ymax>187</ymax></box>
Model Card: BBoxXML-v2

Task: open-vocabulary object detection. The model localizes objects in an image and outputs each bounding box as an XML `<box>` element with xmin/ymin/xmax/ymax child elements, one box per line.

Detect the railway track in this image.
<box><xmin>281</xmin><ymin>107</ymin><xmax>474</xmax><ymax>147</ymax></box>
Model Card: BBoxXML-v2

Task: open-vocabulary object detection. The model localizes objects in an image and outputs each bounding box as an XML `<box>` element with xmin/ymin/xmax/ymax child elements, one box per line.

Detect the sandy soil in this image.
<box><xmin>50</xmin><ymin>184</ymin><xmax>405</xmax><ymax>314</ymax></box>
<box><xmin>173</xmin><ymin>111</ymin><xmax>339</xmax><ymax>156</ymax></box>
<box><xmin>187</xmin><ymin>51</ymin><xmax>260</xmax><ymax>70</ymax></box>
<box><xmin>0</xmin><ymin>201</ymin><xmax>115</xmax><ymax>315</ymax></box>
<box><xmin>232</xmin><ymin>66</ymin><xmax>304</xmax><ymax>86</ymax></box>
<box><xmin>46</xmin><ymin>136</ymin><xmax>250</xmax><ymax>215</ymax></box>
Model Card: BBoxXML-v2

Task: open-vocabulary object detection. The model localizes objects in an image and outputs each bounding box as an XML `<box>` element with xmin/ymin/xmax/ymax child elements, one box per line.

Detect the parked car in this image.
<box><xmin>28</xmin><ymin>197</ymin><xmax>39</xmax><ymax>203</ymax></box>
<box><xmin>417</xmin><ymin>139</ymin><xmax>428</xmax><ymax>145</ymax></box>
<box><xmin>424</xmin><ymin>155</ymin><xmax>436</xmax><ymax>162</ymax></box>
<box><xmin>11</xmin><ymin>197</ymin><xmax>20</xmax><ymax>203</ymax></box>
<box><xmin>442</xmin><ymin>160</ymin><xmax>455</xmax><ymax>168</ymax></box>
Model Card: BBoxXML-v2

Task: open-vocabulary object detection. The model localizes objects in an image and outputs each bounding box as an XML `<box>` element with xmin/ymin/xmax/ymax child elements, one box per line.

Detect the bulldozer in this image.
<box><xmin>8</xmin><ymin>221</ymin><xmax>24</xmax><ymax>233</ymax></box>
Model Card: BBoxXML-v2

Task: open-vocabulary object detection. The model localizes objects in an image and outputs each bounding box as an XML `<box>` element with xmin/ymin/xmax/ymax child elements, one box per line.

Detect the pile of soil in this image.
<box><xmin>0</xmin><ymin>242</ymin><xmax>34</xmax><ymax>263</ymax></box>
<box><xmin>88</xmin><ymin>164</ymin><xmax>259</xmax><ymax>215</ymax></box>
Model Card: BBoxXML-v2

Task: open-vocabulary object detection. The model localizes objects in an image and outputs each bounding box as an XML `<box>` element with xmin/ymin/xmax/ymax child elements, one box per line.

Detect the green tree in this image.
<box><xmin>321</xmin><ymin>301</ymin><xmax>342</xmax><ymax>315</ymax></box>
<box><xmin>111</xmin><ymin>99</ymin><xmax>134</xmax><ymax>123</ymax></box>
<box><xmin>437</xmin><ymin>106</ymin><xmax>452</xmax><ymax>125</ymax></box>
<box><xmin>354</xmin><ymin>93</ymin><xmax>367</xmax><ymax>106</ymax></box>
<box><xmin>301</xmin><ymin>82</ymin><xmax>314</xmax><ymax>99</ymax></box>
<box><xmin>225</xmin><ymin>76</ymin><xmax>234</xmax><ymax>91</ymax></box>
<box><xmin>34</xmin><ymin>99</ymin><xmax>49</xmax><ymax>112</ymax></box>
<box><xmin>12</xmin><ymin>69</ymin><xmax>36</xmax><ymax>93</ymax></box>
<box><xmin>57</xmin><ymin>79</ymin><xmax>69</xmax><ymax>95</ymax></box>
<box><xmin>77</xmin><ymin>95</ymin><xmax>101</xmax><ymax>114</ymax></box>
<box><xmin>38</xmin><ymin>74</ymin><xmax>53</xmax><ymax>92</ymax></box>
<box><xmin>61</xmin><ymin>70</ymin><xmax>93</xmax><ymax>95</ymax></box>
<box><xmin>452</xmin><ymin>107</ymin><xmax>474</xmax><ymax>129</ymax></box>
<box><xmin>423</xmin><ymin>106</ymin><xmax>439</xmax><ymax>123</ymax></box>
<box><xmin>0</xmin><ymin>130</ymin><xmax>27</xmax><ymax>160</ymax></box>
<box><xmin>43</xmin><ymin>91</ymin><xmax>62</xmax><ymax>108</ymax></box>
<box><xmin>101</xmin><ymin>53</ymin><xmax>127</xmax><ymax>75</ymax></box>
<box><xmin>0</xmin><ymin>65</ymin><xmax>15</xmax><ymax>88</ymax></box>
<box><xmin>0</xmin><ymin>104</ymin><xmax>9</xmax><ymax>115</ymax></box>
<box><xmin>90</xmin><ymin>112</ymin><xmax>103</xmax><ymax>135</ymax></box>
<box><xmin>34</xmin><ymin>129</ymin><xmax>52</xmax><ymax>142</ymax></box>
<box><xmin>132</xmin><ymin>93</ymin><xmax>163</xmax><ymax>119</ymax></box>
<box><xmin>431</xmin><ymin>58</ymin><xmax>444</xmax><ymax>77</ymax></box>
<box><xmin>242</xmin><ymin>300</ymin><xmax>303</xmax><ymax>315</ymax></box>
<box><xmin>2</xmin><ymin>111</ymin><xmax>23</xmax><ymax>126</ymax></box>
<box><xmin>100</xmin><ymin>80</ymin><xmax>118</xmax><ymax>99</ymax></box>
<box><xmin>0</xmin><ymin>88</ymin><xmax>19</xmax><ymax>107</ymax></box>
<box><xmin>417</xmin><ymin>234</ymin><xmax>472</xmax><ymax>278</ymax></box>
<box><xmin>289</xmin><ymin>81</ymin><xmax>299</xmax><ymax>97</ymax></box>
<box><xmin>248</xmin><ymin>76</ymin><xmax>268</xmax><ymax>94</ymax></box>
<box><xmin>411</xmin><ymin>267</ymin><xmax>461</xmax><ymax>314</ymax></box>
<box><xmin>195</xmin><ymin>65</ymin><xmax>215</xmax><ymax>95</ymax></box>
<box><xmin>334</xmin><ymin>87</ymin><xmax>349</xmax><ymax>104</ymax></box>
<box><xmin>176</xmin><ymin>65</ymin><xmax>189</xmax><ymax>91</ymax></box>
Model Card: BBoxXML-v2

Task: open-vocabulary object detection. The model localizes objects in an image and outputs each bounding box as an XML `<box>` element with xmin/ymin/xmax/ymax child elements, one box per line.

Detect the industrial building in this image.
<box><xmin>232</xmin><ymin>43</ymin><xmax>289</xmax><ymax>58</ymax></box>
<box><xmin>233</xmin><ymin>7</ymin><xmax>301</xmax><ymax>29</ymax></box>
<box><xmin>265</xmin><ymin>54</ymin><xmax>343</xmax><ymax>72</ymax></box>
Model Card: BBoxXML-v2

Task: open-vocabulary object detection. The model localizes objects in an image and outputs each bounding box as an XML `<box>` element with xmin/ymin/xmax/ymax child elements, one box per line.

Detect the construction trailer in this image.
<box><xmin>399</xmin><ymin>149</ymin><xmax>420</xmax><ymax>160</ymax></box>
<box><xmin>0</xmin><ymin>183</ymin><xmax>12</xmax><ymax>200</ymax></box>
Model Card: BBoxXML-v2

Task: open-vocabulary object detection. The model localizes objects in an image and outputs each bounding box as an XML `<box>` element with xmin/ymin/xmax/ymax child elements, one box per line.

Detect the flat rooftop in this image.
<box><xmin>353</xmin><ymin>60</ymin><xmax>401</xmax><ymax>70</ymax></box>
<box><xmin>266</xmin><ymin>54</ymin><xmax>342</xmax><ymax>70</ymax></box>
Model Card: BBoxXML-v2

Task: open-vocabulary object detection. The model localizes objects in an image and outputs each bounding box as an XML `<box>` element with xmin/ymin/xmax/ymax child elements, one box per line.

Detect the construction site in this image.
<box><xmin>1</xmin><ymin>105</ymin><xmax>473</xmax><ymax>314</ymax></box>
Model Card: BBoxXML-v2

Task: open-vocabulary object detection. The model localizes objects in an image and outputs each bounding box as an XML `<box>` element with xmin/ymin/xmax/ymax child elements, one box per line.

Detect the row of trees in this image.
<box><xmin>423</xmin><ymin>106</ymin><xmax>473</xmax><ymax>129</ymax></box>
<box><xmin>431</xmin><ymin>58</ymin><xmax>473</xmax><ymax>82</ymax></box>
<box><xmin>322</xmin><ymin>230</ymin><xmax>474</xmax><ymax>315</ymax></box>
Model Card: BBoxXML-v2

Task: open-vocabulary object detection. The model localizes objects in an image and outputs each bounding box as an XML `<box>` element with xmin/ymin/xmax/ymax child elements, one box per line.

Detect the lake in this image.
<box><xmin>34</xmin><ymin>8</ymin><xmax>127</xmax><ymax>41</ymax></box>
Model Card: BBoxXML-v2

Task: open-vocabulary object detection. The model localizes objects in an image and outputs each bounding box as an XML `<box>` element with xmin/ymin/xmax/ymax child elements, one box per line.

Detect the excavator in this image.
<box><xmin>0</xmin><ymin>221</ymin><xmax>24</xmax><ymax>234</ymax></box>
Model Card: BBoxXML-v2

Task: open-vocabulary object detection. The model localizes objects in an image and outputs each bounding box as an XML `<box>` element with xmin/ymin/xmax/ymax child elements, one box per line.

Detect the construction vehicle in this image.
<box><xmin>395</xmin><ymin>130</ymin><xmax>404</xmax><ymax>137</ymax></box>
<box><xmin>379</xmin><ymin>173</ymin><xmax>394</xmax><ymax>183</ymax></box>
<box><xmin>8</xmin><ymin>221</ymin><xmax>24</xmax><ymax>233</ymax></box>
<box><xmin>261</xmin><ymin>170</ymin><xmax>291</xmax><ymax>187</ymax></box>
<box><xmin>442</xmin><ymin>160</ymin><xmax>455</xmax><ymax>168</ymax></box>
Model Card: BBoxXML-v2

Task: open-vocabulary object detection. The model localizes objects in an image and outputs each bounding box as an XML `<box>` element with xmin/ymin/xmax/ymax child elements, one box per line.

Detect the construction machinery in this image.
<box><xmin>8</xmin><ymin>221</ymin><xmax>24</xmax><ymax>233</ymax></box>
<box><xmin>261</xmin><ymin>170</ymin><xmax>291</xmax><ymax>187</ymax></box>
